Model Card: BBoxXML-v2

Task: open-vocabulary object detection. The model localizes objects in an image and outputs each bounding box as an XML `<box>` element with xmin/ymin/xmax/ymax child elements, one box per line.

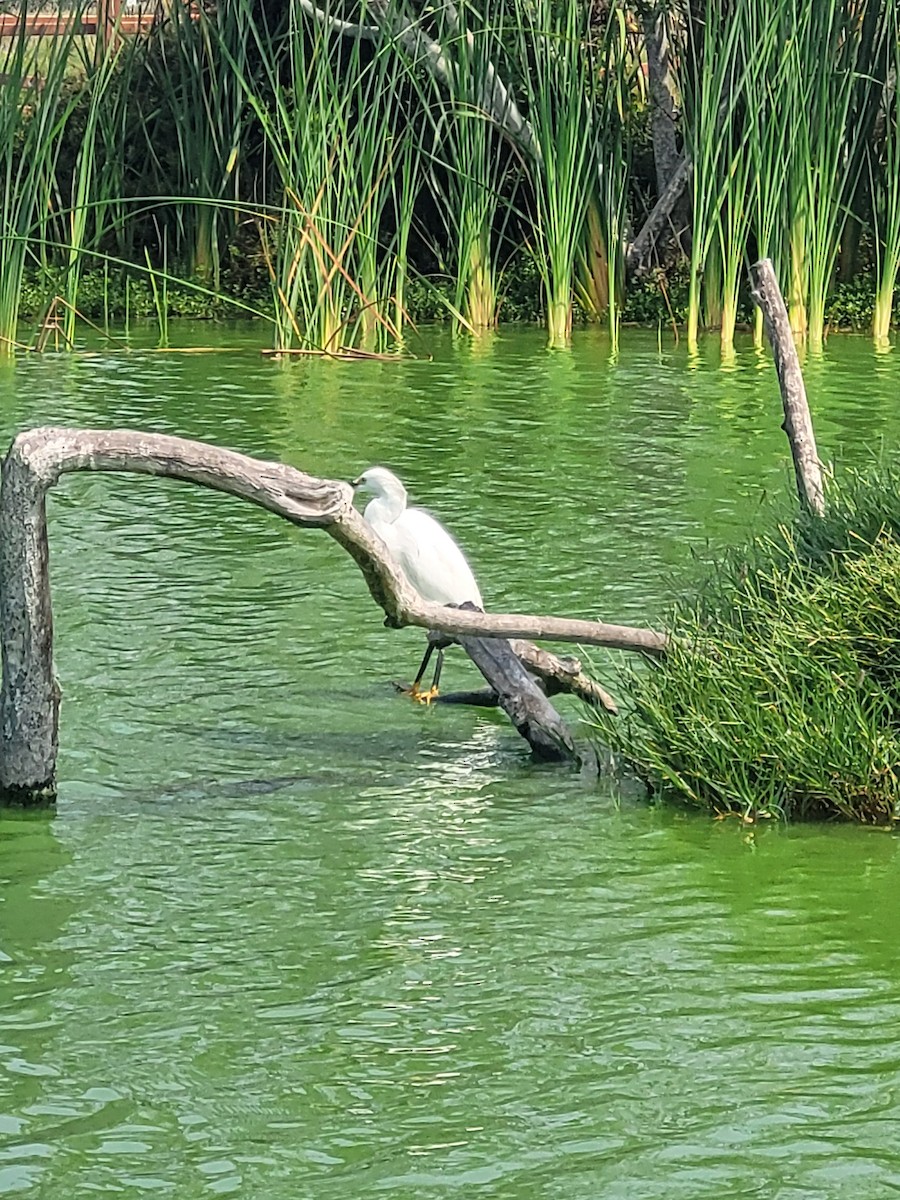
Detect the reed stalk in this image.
<box><xmin>743</xmin><ymin>1</ymin><xmax>791</xmax><ymax>347</ymax></box>
<box><xmin>0</xmin><ymin>2</ymin><xmax>85</xmax><ymax>351</ymax></box>
<box><xmin>388</xmin><ymin>128</ymin><xmax>418</xmax><ymax>344</ymax></box>
<box><xmin>61</xmin><ymin>34</ymin><xmax>125</xmax><ymax>342</ymax></box>
<box><xmin>228</xmin><ymin>0</ymin><xmax>408</xmax><ymax>352</ymax></box>
<box><xmin>783</xmin><ymin>0</ymin><xmax>886</xmax><ymax>351</ymax></box>
<box><xmin>872</xmin><ymin>3</ymin><xmax>900</xmax><ymax>345</ymax></box>
<box><xmin>139</xmin><ymin>0</ymin><xmax>249</xmax><ymax>285</ymax></box>
<box><xmin>577</xmin><ymin>1</ymin><xmax>633</xmax><ymax>351</ymax></box>
<box><xmin>416</xmin><ymin>4</ymin><xmax>513</xmax><ymax>333</ymax></box>
<box><xmin>681</xmin><ymin>0</ymin><xmax>746</xmax><ymax>353</ymax></box>
<box><xmin>510</xmin><ymin>0</ymin><xmax>598</xmax><ymax>349</ymax></box>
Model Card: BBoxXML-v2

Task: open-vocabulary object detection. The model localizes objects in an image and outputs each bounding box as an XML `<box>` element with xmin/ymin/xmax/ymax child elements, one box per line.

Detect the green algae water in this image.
<box><xmin>2</xmin><ymin>327</ymin><xmax>900</xmax><ymax>1197</ymax></box>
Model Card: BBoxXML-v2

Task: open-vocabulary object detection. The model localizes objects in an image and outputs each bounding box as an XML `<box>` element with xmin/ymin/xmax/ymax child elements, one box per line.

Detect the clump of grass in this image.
<box><xmin>596</xmin><ymin>465</ymin><xmax>900</xmax><ymax>823</ymax></box>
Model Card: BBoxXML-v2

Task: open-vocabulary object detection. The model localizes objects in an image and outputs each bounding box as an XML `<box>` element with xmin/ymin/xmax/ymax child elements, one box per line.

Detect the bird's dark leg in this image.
<box><xmin>399</xmin><ymin>631</ymin><xmax>451</xmax><ymax>704</ymax></box>
<box><xmin>409</xmin><ymin>640</ymin><xmax>436</xmax><ymax>696</ymax></box>
<box><xmin>412</xmin><ymin>647</ymin><xmax>446</xmax><ymax>705</ymax></box>
<box><xmin>430</xmin><ymin>648</ymin><xmax>445</xmax><ymax>693</ymax></box>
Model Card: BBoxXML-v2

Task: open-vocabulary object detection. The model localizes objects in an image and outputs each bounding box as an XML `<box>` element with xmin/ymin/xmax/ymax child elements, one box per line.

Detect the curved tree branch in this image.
<box><xmin>0</xmin><ymin>428</ymin><xmax>663</xmax><ymax>798</ymax></box>
<box><xmin>297</xmin><ymin>0</ymin><xmax>379</xmax><ymax>40</ymax></box>
<box><xmin>438</xmin><ymin>1</ymin><xmax>538</xmax><ymax>160</ymax></box>
<box><xmin>296</xmin><ymin>0</ymin><xmax>537</xmax><ymax>161</ymax></box>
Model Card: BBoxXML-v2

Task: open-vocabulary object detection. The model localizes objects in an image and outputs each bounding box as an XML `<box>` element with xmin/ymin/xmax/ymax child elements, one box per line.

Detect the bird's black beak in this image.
<box><xmin>350</xmin><ymin>476</ymin><xmax>363</xmax><ymax>489</ymax></box>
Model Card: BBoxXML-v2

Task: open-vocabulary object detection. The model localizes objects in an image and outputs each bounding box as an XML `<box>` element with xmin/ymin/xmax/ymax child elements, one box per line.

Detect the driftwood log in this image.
<box><xmin>749</xmin><ymin>258</ymin><xmax>825</xmax><ymax>515</ymax></box>
<box><xmin>0</xmin><ymin>427</ymin><xmax>664</xmax><ymax>803</ymax></box>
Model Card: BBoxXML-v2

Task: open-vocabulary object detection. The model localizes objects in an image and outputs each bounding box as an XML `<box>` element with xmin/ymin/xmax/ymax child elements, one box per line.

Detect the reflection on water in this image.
<box><xmin>1</xmin><ymin>328</ymin><xmax>899</xmax><ymax>1197</ymax></box>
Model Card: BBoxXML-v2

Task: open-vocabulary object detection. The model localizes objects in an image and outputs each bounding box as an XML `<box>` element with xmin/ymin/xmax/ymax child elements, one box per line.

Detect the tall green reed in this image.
<box><xmin>681</xmin><ymin>0</ymin><xmax>886</xmax><ymax>354</ymax></box>
<box><xmin>509</xmin><ymin>0</ymin><xmax>598</xmax><ymax>348</ymax></box>
<box><xmin>232</xmin><ymin>0</ymin><xmax>410</xmax><ymax>352</ymax></box>
<box><xmin>872</xmin><ymin>1</ymin><xmax>900</xmax><ymax>344</ymax></box>
<box><xmin>418</xmin><ymin>3</ymin><xmax>515</xmax><ymax>333</ymax></box>
<box><xmin>0</xmin><ymin>3</ymin><xmax>86</xmax><ymax>351</ymax></box>
<box><xmin>85</xmin><ymin>29</ymin><xmax>145</xmax><ymax>265</ymax></box>
<box><xmin>680</xmin><ymin>0</ymin><xmax>747</xmax><ymax>353</ymax></box>
<box><xmin>801</xmin><ymin>3</ymin><xmax>866</xmax><ymax>350</ymax></box>
<box><xmin>139</xmin><ymin>0</ymin><xmax>249</xmax><ymax>285</ymax></box>
<box><xmin>781</xmin><ymin>0</ymin><xmax>885</xmax><ymax>350</ymax></box>
<box><xmin>577</xmin><ymin>1</ymin><xmax>634</xmax><ymax>351</ymax></box>
<box><xmin>743</xmin><ymin>0</ymin><xmax>791</xmax><ymax>347</ymax></box>
<box><xmin>60</xmin><ymin>31</ymin><xmax>126</xmax><ymax>342</ymax></box>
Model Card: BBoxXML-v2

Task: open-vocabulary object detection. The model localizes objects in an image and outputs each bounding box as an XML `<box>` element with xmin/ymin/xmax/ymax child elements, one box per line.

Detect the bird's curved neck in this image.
<box><xmin>365</xmin><ymin>482</ymin><xmax>406</xmax><ymax>524</ymax></box>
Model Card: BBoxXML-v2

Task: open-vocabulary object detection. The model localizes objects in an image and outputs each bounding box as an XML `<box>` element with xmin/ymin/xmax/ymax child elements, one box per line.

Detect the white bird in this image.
<box><xmin>352</xmin><ymin>466</ymin><xmax>483</xmax><ymax>702</ymax></box>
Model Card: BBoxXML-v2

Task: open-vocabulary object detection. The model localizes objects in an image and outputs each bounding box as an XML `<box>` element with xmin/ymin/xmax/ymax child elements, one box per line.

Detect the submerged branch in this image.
<box><xmin>510</xmin><ymin>641</ymin><xmax>618</xmax><ymax>713</ymax></box>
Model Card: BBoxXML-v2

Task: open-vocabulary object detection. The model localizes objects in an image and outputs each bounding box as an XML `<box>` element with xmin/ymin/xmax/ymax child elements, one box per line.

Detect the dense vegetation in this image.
<box><xmin>2</xmin><ymin>0</ymin><xmax>900</xmax><ymax>353</ymax></box>
<box><xmin>594</xmin><ymin>465</ymin><xmax>900</xmax><ymax>823</ymax></box>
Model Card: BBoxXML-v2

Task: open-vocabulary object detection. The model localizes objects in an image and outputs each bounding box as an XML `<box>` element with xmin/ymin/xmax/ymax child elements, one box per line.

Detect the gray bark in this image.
<box><xmin>0</xmin><ymin>446</ymin><xmax>59</xmax><ymax>801</ymax></box>
<box><xmin>748</xmin><ymin>260</ymin><xmax>826</xmax><ymax>516</ymax></box>
<box><xmin>458</xmin><ymin>633</ymin><xmax>577</xmax><ymax>763</ymax></box>
<box><xmin>643</xmin><ymin>7</ymin><xmax>682</xmax><ymax>198</ymax></box>
<box><xmin>0</xmin><ymin>427</ymin><xmax>661</xmax><ymax>802</ymax></box>
<box><xmin>626</xmin><ymin>155</ymin><xmax>691</xmax><ymax>278</ymax></box>
<box><xmin>510</xmin><ymin>641</ymin><xmax>618</xmax><ymax>713</ymax></box>
<box><xmin>434</xmin><ymin>643</ymin><xmax>619</xmax><ymax>715</ymax></box>
<box><xmin>625</xmin><ymin>5</ymin><xmax>692</xmax><ymax>276</ymax></box>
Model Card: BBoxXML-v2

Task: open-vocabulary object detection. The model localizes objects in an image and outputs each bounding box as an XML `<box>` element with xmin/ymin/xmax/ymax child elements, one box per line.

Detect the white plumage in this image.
<box><xmin>352</xmin><ymin>466</ymin><xmax>482</xmax><ymax>608</ymax></box>
<box><xmin>352</xmin><ymin>466</ymin><xmax>482</xmax><ymax>701</ymax></box>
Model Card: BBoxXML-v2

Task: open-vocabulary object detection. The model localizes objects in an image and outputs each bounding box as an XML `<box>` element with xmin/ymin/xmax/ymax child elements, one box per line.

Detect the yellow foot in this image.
<box><xmin>392</xmin><ymin>681</ymin><xmax>439</xmax><ymax>703</ymax></box>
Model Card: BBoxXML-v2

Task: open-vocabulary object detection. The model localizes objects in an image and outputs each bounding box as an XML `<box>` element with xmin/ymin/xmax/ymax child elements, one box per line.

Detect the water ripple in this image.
<box><xmin>1</xmin><ymin>331</ymin><xmax>899</xmax><ymax>1197</ymax></box>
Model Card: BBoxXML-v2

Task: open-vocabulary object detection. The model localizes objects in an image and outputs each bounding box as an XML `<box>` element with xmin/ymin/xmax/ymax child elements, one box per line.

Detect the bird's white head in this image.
<box><xmin>351</xmin><ymin>466</ymin><xmax>407</xmax><ymax>507</ymax></box>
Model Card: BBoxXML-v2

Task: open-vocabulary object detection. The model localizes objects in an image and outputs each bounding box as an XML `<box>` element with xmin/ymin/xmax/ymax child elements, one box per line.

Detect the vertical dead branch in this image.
<box><xmin>0</xmin><ymin>443</ymin><xmax>59</xmax><ymax>801</ymax></box>
<box><xmin>749</xmin><ymin>258</ymin><xmax>826</xmax><ymax>516</ymax></box>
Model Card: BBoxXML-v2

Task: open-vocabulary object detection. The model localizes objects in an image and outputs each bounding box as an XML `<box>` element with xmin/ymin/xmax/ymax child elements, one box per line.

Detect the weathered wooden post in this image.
<box><xmin>749</xmin><ymin>258</ymin><xmax>826</xmax><ymax>516</ymax></box>
<box><xmin>0</xmin><ymin>437</ymin><xmax>59</xmax><ymax>803</ymax></box>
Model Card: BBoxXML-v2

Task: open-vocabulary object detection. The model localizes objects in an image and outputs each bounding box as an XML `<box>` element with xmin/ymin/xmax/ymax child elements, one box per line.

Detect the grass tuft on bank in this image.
<box><xmin>595</xmin><ymin>464</ymin><xmax>900</xmax><ymax>823</ymax></box>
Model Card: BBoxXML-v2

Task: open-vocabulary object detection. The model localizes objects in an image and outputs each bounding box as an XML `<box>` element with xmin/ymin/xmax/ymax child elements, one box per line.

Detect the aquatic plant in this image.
<box><xmin>0</xmin><ymin>3</ymin><xmax>86</xmax><ymax>351</ymax></box>
<box><xmin>594</xmin><ymin>465</ymin><xmax>900</xmax><ymax>823</ymax></box>
<box><xmin>138</xmin><ymin>0</ymin><xmax>249</xmax><ymax>287</ymax></box>
<box><xmin>60</xmin><ymin>32</ymin><xmax>128</xmax><ymax>342</ymax></box>
<box><xmin>676</xmin><ymin>0</ymin><xmax>892</xmax><ymax>352</ymax></box>
<box><xmin>681</xmin><ymin>0</ymin><xmax>748</xmax><ymax>353</ymax></box>
<box><xmin>577</xmin><ymin>2</ymin><xmax>634</xmax><ymax>350</ymax></box>
<box><xmin>508</xmin><ymin>0</ymin><xmax>598</xmax><ymax>348</ymax></box>
<box><xmin>419</xmin><ymin>4</ymin><xmax>514</xmax><ymax>333</ymax></box>
<box><xmin>1</xmin><ymin>0</ymin><xmax>899</xmax><ymax>351</ymax></box>
<box><xmin>793</xmin><ymin>1</ymin><xmax>884</xmax><ymax>352</ymax></box>
<box><xmin>872</xmin><ymin>1</ymin><xmax>900</xmax><ymax>345</ymax></box>
<box><xmin>230</xmin><ymin>0</ymin><xmax>412</xmax><ymax>352</ymax></box>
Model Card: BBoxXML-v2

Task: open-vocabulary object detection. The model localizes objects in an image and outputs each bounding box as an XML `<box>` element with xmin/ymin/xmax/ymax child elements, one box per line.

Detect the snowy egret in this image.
<box><xmin>352</xmin><ymin>466</ymin><xmax>483</xmax><ymax>702</ymax></box>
